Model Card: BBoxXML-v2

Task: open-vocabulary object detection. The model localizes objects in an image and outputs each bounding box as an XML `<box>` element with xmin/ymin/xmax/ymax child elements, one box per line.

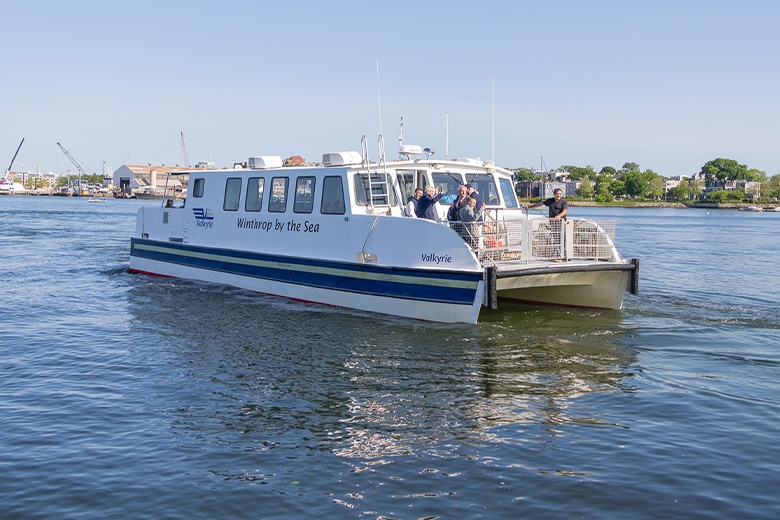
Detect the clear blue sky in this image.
<box><xmin>3</xmin><ymin>0</ymin><xmax>779</xmax><ymax>178</ymax></box>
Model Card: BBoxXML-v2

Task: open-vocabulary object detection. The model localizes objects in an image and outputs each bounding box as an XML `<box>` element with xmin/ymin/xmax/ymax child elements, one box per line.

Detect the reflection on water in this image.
<box><xmin>128</xmin><ymin>276</ymin><xmax>636</xmax><ymax>462</ymax></box>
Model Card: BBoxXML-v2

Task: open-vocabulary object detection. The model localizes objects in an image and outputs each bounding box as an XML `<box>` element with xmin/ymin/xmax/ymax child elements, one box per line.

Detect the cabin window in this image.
<box><xmin>268</xmin><ymin>177</ymin><xmax>289</xmax><ymax>213</ymax></box>
<box><xmin>192</xmin><ymin>178</ymin><xmax>205</xmax><ymax>198</ymax></box>
<box><xmin>499</xmin><ymin>178</ymin><xmax>519</xmax><ymax>207</ymax></box>
<box><xmin>397</xmin><ymin>170</ymin><xmax>427</xmax><ymax>207</ymax></box>
<box><xmin>224</xmin><ymin>177</ymin><xmax>242</xmax><ymax>211</ymax></box>
<box><xmin>354</xmin><ymin>173</ymin><xmax>395</xmax><ymax>206</ymax></box>
<box><xmin>321</xmin><ymin>176</ymin><xmax>345</xmax><ymax>214</ymax></box>
<box><xmin>433</xmin><ymin>173</ymin><xmax>465</xmax><ymax>206</ymax></box>
<box><xmin>245</xmin><ymin>177</ymin><xmax>265</xmax><ymax>212</ymax></box>
<box><xmin>471</xmin><ymin>174</ymin><xmax>500</xmax><ymax>205</ymax></box>
<box><xmin>293</xmin><ymin>176</ymin><xmax>316</xmax><ymax>214</ymax></box>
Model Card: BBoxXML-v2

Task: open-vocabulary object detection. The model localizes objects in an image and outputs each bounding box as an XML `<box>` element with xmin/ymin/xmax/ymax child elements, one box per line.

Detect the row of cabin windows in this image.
<box><xmin>187</xmin><ymin>171</ymin><xmax>519</xmax><ymax>214</ymax></box>
<box><xmin>190</xmin><ymin>176</ymin><xmax>346</xmax><ymax>215</ymax></box>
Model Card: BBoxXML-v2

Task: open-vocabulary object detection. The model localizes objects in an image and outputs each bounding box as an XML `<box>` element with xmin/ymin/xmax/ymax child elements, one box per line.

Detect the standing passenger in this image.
<box><xmin>447</xmin><ymin>185</ymin><xmax>469</xmax><ymax>221</ymax></box>
<box><xmin>416</xmin><ymin>185</ymin><xmax>443</xmax><ymax>220</ymax></box>
<box><xmin>407</xmin><ymin>188</ymin><xmax>423</xmax><ymax>217</ymax></box>
<box><xmin>458</xmin><ymin>194</ymin><xmax>485</xmax><ymax>248</ymax></box>
<box><xmin>524</xmin><ymin>188</ymin><xmax>568</xmax><ymax>220</ymax></box>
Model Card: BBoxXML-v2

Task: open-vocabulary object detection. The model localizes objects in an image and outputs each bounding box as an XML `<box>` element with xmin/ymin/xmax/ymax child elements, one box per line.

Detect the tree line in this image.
<box><xmin>515</xmin><ymin>159</ymin><xmax>780</xmax><ymax>203</ymax></box>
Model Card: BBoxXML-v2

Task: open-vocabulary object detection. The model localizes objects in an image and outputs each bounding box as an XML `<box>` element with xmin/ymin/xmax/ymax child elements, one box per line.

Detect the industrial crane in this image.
<box><xmin>5</xmin><ymin>137</ymin><xmax>24</xmax><ymax>180</ymax></box>
<box><xmin>57</xmin><ymin>142</ymin><xmax>95</xmax><ymax>192</ymax></box>
<box><xmin>180</xmin><ymin>131</ymin><xmax>190</xmax><ymax>168</ymax></box>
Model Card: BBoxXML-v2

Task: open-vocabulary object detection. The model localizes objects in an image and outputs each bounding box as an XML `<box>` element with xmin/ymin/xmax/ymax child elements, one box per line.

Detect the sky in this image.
<box><xmin>2</xmin><ymin>0</ymin><xmax>780</xmax><ymax>178</ymax></box>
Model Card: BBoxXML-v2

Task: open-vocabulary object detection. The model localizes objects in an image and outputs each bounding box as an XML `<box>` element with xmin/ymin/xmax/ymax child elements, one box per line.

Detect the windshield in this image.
<box><xmin>433</xmin><ymin>172</ymin><xmax>465</xmax><ymax>205</ymax></box>
<box><xmin>499</xmin><ymin>177</ymin><xmax>519</xmax><ymax>207</ymax></box>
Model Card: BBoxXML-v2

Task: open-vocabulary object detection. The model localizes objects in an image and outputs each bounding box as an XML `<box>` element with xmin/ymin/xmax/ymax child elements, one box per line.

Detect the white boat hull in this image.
<box><xmin>130</xmin><ymin>239</ymin><xmax>485</xmax><ymax>323</ymax></box>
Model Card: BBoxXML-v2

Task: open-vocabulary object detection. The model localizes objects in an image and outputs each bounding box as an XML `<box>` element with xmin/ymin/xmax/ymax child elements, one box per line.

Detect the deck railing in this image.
<box><xmin>447</xmin><ymin>217</ymin><xmax>620</xmax><ymax>263</ymax></box>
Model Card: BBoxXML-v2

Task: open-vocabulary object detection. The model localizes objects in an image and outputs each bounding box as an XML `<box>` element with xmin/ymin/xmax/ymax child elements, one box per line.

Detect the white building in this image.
<box><xmin>112</xmin><ymin>164</ymin><xmax>191</xmax><ymax>195</ymax></box>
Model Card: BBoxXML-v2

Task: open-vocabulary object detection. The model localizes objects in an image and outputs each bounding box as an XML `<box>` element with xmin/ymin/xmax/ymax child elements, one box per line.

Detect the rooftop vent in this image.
<box><xmin>322</xmin><ymin>151</ymin><xmax>362</xmax><ymax>167</ymax></box>
<box><xmin>248</xmin><ymin>156</ymin><xmax>283</xmax><ymax>169</ymax></box>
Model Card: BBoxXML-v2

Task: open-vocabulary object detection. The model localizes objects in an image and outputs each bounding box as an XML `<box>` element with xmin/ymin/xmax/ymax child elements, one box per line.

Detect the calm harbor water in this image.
<box><xmin>1</xmin><ymin>196</ymin><xmax>779</xmax><ymax>519</ymax></box>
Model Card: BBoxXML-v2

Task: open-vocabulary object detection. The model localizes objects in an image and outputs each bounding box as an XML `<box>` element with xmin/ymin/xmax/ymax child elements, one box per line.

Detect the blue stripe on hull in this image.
<box><xmin>130</xmin><ymin>238</ymin><xmax>481</xmax><ymax>305</ymax></box>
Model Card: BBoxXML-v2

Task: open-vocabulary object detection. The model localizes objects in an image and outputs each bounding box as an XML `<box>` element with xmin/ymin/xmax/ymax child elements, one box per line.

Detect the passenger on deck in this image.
<box><xmin>416</xmin><ymin>185</ymin><xmax>443</xmax><ymax>220</ymax></box>
<box><xmin>458</xmin><ymin>194</ymin><xmax>485</xmax><ymax>248</ymax></box>
<box><xmin>524</xmin><ymin>188</ymin><xmax>568</xmax><ymax>220</ymax></box>
<box><xmin>165</xmin><ymin>198</ymin><xmax>174</xmax><ymax>208</ymax></box>
<box><xmin>447</xmin><ymin>185</ymin><xmax>469</xmax><ymax>222</ymax></box>
<box><xmin>406</xmin><ymin>188</ymin><xmax>423</xmax><ymax>217</ymax></box>
<box><xmin>465</xmin><ymin>183</ymin><xmax>483</xmax><ymax>221</ymax></box>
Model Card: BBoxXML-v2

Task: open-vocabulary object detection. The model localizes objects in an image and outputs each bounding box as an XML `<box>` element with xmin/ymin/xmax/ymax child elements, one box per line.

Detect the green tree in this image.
<box><xmin>706</xmin><ymin>189</ymin><xmax>728</xmax><ymax>203</ymax></box>
<box><xmin>690</xmin><ymin>178</ymin><xmax>704</xmax><ymax>199</ymax></box>
<box><xmin>701</xmin><ymin>158</ymin><xmax>748</xmax><ymax>184</ymax></box>
<box><xmin>622</xmin><ymin>171</ymin><xmax>646</xmax><ymax>197</ymax></box>
<box><xmin>560</xmin><ymin>165</ymin><xmax>596</xmax><ymax>181</ymax></box>
<box><xmin>621</xmin><ymin>162</ymin><xmax>640</xmax><ymax>172</ymax></box>
<box><xmin>611</xmin><ymin>179</ymin><xmax>626</xmax><ymax>197</ymax></box>
<box><xmin>513</xmin><ymin>168</ymin><xmax>537</xmax><ymax>182</ymax></box>
<box><xmin>600</xmin><ymin>166</ymin><xmax>617</xmax><ymax>175</ymax></box>
<box><xmin>576</xmin><ymin>175</ymin><xmax>594</xmax><ymax>199</ymax></box>
<box><xmin>766</xmin><ymin>174</ymin><xmax>780</xmax><ymax>199</ymax></box>
<box><xmin>671</xmin><ymin>180</ymin><xmax>690</xmax><ymax>200</ymax></box>
<box><xmin>746</xmin><ymin>168</ymin><xmax>767</xmax><ymax>182</ymax></box>
<box><xmin>647</xmin><ymin>175</ymin><xmax>664</xmax><ymax>199</ymax></box>
<box><xmin>594</xmin><ymin>174</ymin><xmax>615</xmax><ymax>202</ymax></box>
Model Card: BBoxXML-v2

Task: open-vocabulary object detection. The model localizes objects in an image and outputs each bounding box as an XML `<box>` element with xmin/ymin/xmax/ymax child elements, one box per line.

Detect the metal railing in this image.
<box><xmin>447</xmin><ymin>217</ymin><xmax>620</xmax><ymax>263</ymax></box>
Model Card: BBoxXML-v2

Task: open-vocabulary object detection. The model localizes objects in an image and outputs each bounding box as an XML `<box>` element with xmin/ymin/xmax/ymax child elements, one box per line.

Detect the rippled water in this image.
<box><xmin>1</xmin><ymin>197</ymin><xmax>779</xmax><ymax>519</ymax></box>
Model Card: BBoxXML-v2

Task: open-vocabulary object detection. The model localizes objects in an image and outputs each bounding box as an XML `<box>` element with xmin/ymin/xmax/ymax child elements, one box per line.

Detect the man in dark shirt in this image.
<box><xmin>447</xmin><ymin>185</ymin><xmax>469</xmax><ymax>221</ymax></box>
<box><xmin>416</xmin><ymin>185</ymin><xmax>443</xmax><ymax>220</ymax></box>
<box><xmin>524</xmin><ymin>188</ymin><xmax>568</xmax><ymax>219</ymax></box>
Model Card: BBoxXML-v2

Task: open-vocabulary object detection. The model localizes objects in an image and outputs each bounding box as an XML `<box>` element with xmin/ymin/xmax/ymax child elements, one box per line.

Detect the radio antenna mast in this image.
<box><xmin>445</xmin><ymin>112</ymin><xmax>449</xmax><ymax>159</ymax></box>
<box><xmin>491</xmin><ymin>76</ymin><xmax>495</xmax><ymax>162</ymax></box>
<box><xmin>376</xmin><ymin>61</ymin><xmax>385</xmax><ymax>163</ymax></box>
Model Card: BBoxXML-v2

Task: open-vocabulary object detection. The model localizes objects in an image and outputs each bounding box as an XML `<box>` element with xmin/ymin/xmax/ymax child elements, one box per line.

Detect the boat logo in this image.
<box><xmin>193</xmin><ymin>208</ymin><xmax>214</xmax><ymax>228</ymax></box>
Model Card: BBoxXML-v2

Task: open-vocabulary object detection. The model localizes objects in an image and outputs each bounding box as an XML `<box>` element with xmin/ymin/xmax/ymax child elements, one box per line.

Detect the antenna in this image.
<box><xmin>491</xmin><ymin>76</ymin><xmax>495</xmax><ymax>162</ymax></box>
<box><xmin>376</xmin><ymin>61</ymin><xmax>386</xmax><ymax>163</ymax></box>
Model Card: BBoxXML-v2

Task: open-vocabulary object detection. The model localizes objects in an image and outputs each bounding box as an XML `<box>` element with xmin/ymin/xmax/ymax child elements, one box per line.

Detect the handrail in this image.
<box><xmin>445</xmin><ymin>217</ymin><xmax>621</xmax><ymax>264</ymax></box>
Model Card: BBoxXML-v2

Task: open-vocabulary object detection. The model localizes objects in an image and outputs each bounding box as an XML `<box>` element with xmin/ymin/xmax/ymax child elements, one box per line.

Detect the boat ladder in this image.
<box><xmin>361</xmin><ymin>135</ymin><xmax>392</xmax><ymax>213</ymax></box>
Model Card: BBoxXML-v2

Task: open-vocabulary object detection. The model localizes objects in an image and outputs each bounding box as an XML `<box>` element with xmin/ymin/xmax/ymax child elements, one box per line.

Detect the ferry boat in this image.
<box><xmin>129</xmin><ymin>140</ymin><xmax>639</xmax><ymax>323</ymax></box>
<box><xmin>0</xmin><ymin>180</ymin><xmax>28</xmax><ymax>194</ymax></box>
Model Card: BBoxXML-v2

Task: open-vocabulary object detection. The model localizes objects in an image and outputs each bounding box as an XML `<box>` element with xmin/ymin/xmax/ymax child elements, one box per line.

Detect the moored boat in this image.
<box><xmin>129</xmin><ymin>139</ymin><xmax>638</xmax><ymax>323</ymax></box>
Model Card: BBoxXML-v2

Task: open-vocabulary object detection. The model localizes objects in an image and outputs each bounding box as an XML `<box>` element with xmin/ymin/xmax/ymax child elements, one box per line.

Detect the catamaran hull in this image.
<box><xmin>130</xmin><ymin>238</ymin><xmax>485</xmax><ymax>324</ymax></box>
<box><xmin>495</xmin><ymin>265</ymin><xmax>633</xmax><ymax>310</ymax></box>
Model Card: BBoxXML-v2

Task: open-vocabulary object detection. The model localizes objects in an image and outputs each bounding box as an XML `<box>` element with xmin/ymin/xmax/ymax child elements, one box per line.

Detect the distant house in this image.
<box><xmin>284</xmin><ymin>155</ymin><xmax>305</xmax><ymax>166</ymax></box>
<box><xmin>515</xmin><ymin>180</ymin><xmax>577</xmax><ymax>199</ymax></box>
<box><xmin>745</xmin><ymin>181</ymin><xmax>762</xmax><ymax>199</ymax></box>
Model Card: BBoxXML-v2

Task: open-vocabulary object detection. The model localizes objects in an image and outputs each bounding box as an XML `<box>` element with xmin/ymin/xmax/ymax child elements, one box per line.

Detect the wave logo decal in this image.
<box><xmin>193</xmin><ymin>208</ymin><xmax>214</xmax><ymax>228</ymax></box>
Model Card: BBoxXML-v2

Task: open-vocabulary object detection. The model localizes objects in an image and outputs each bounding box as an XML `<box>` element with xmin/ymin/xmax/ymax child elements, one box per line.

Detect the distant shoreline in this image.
<box><xmin>2</xmin><ymin>192</ymin><xmax>778</xmax><ymax>211</ymax></box>
<box><xmin>566</xmin><ymin>201</ymin><xmax>779</xmax><ymax>210</ymax></box>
